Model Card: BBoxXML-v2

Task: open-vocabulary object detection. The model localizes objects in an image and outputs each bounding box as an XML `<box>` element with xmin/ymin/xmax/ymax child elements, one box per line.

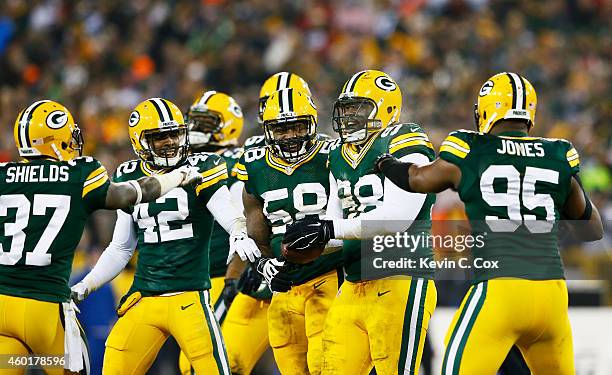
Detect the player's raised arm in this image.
<box><xmin>104</xmin><ymin>165</ymin><xmax>203</xmax><ymax>209</ymax></box>
<box><xmin>374</xmin><ymin>153</ymin><xmax>461</xmax><ymax>194</ymax></box>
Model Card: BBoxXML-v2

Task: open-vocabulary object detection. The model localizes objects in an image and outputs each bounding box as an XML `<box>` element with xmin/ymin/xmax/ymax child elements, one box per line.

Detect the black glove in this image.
<box><xmin>282</xmin><ymin>218</ymin><xmax>334</xmax><ymax>251</ymax></box>
<box><xmin>373</xmin><ymin>153</ymin><xmax>396</xmax><ymax>174</ymax></box>
<box><xmin>238</xmin><ymin>264</ymin><xmax>273</xmax><ymax>300</ymax></box>
<box><xmin>256</xmin><ymin>257</ymin><xmax>293</xmax><ymax>293</ymax></box>
<box><xmin>221</xmin><ymin>278</ymin><xmax>239</xmax><ymax>308</ymax></box>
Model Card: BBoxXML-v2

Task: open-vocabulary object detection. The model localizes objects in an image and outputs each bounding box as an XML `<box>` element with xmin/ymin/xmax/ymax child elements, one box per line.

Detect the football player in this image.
<box><xmin>283</xmin><ymin>70</ymin><xmax>438</xmax><ymax>374</ymax></box>
<box><xmin>179</xmin><ymin>91</ymin><xmax>270</xmax><ymax>375</ymax></box>
<box><xmin>235</xmin><ymin>88</ymin><xmax>343</xmax><ymax>374</ymax></box>
<box><xmin>243</xmin><ymin>71</ymin><xmax>313</xmax><ymax>150</ymax></box>
<box><xmin>0</xmin><ymin>100</ymin><xmax>201</xmax><ymax>375</ymax></box>
<box><xmin>374</xmin><ymin>72</ymin><xmax>603</xmax><ymax>374</ymax></box>
<box><xmin>70</xmin><ymin>98</ymin><xmax>261</xmax><ymax>375</ymax></box>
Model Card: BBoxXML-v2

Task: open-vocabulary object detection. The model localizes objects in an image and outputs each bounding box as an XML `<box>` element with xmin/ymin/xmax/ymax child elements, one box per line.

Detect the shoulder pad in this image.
<box><xmin>67</xmin><ymin>156</ymin><xmax>96</xmax><ymax>166</ymax></box>
<box><xmin>221</xmin><ymin>147</ymin><xmax>244</xmax><ymax>160</ymax></box>
<box><xmin>383</xmin><ymin>123</ymin><xmax>434</xmax><ymax>157</ymax></box>
<box><xmin>243</xmin><ymin>135</ymin><xmax>266</xmax><ymax>149</ymax></box>
<box><xmin>439</xmin><ymin>130</ymin><xmax>477</xmax><ymax>161</ymax></box>
<box><xmin>113</xmin><ymin>159</ymin><xmax>140</xmax><ymax>179</ymax></box>
<box><xmin>241</xmin><ymin>146</ymin><xmax>267</xmax><ymax>164</ymax></box>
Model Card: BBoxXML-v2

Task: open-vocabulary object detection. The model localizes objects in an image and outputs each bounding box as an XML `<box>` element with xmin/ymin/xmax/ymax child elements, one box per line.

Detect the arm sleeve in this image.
<box><xmin>79</xmin><ymin>210</ymin><xmax>137</xmax><ymax>289</ymax></box>
<box><xmin>324</xmin><ymin>172</ymin><xmax>343</xmax><ymax>249</ymax></box>
<box><xmin>325</xmin><ymin>172</ymin><xmax>343</xmax><ymax>220</ymax></box>
<box><xmin>229</xmin><ymin>180</ymin><xmax>245</xmax><ymax>213</ymax></box>
<box><xmin>332</xmin><ymin>153</ymin><xmax>430</xmax><ymax>239</ymax></box>
<box><xmin>206</xmin><ymin>185</ymin><xmax>247</xmax><ymax>236</ymax></box>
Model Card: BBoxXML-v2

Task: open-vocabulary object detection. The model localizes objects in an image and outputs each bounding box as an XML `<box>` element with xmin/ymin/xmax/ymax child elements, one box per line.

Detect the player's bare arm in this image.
<box><xmin>243</xmin><ymin>180</ymin><xmax>292</xmax><ymax>292</ymax></box>
<box><xmin>105</xmin><ymin>166</ymin><xmax>202</xmax><ymax>209</ymax></box>
<box><xmin>562</xmin><ymin>175</ymin><xmax>603</xmax><ymax>241</ymax></box>
<box><xmin>225</xmin><ymin>257</ymin><xmax>247</xmax><ymax>279</ymax></box>
<box><xmin>375</xmin><ymin>154</ymin><xmax>461</xmax><ymax>193</ymax></box>
<box><xmin>242</xmin><ymin>188</ymin><xmax>272</xmax><ymax>256</ymax></box>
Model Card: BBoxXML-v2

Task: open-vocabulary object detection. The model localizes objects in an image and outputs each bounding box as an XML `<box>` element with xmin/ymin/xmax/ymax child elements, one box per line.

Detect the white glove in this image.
<box><xmin>176</xmin><ymin>166</ymin><xmax>204</xmax><ymax>186</ymax></box>
<box><xmin>256</xmin><ymin>258</ymin><xmax>292</xmax><ymax>292</ymax></box>
<box><xmin>70</xmin><ymin>281</ymin><xmax>92</xmax><ymax>303</ymax></box>
<box><xmin>228</xmin><ymin>232</ymin><xmax>261</xmax><ymax>263</ymax></box>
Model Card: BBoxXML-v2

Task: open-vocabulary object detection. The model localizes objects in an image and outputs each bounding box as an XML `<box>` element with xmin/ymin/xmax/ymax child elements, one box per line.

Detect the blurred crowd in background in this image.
<box><xmin>0</xmin><ymin>0</ymin><xmax>610</xmax><ymax>372</ymax></box>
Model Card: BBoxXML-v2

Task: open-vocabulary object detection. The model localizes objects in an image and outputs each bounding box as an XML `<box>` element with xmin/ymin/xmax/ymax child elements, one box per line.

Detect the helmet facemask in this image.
<box><xmin>41</xmin><ymin>124</ymin><xmax>84</xmax><ymax>161</ymax></box>
<box><xmin>264</xmin><ymin>116</ymin><xmax>316</xmax><ymax>163</ymax></box>
<box><xmin>140</xmin><ymin>126</ymin><xmax>189</xmax><ymax>168</ymax></box>
<box><xmin>258</xmin><ymin>96</ymin><xmax>269</xmax><ymax>125</ymax></box>
<box><xmin>65</xmin><ymin>125</ymin><xmax>84</xmax><ymax>159</ymax></box>
<box><xmin>333</xmin><ymin>97</ymin><xmax>380</xmax><ymax>144</ymax></box>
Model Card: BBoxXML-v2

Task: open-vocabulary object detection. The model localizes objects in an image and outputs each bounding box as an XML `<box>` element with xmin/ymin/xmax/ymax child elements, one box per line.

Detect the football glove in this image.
<box><xmin>221</xmin><ymin>278</ymin><xmax>239</xmax><ymax>308</ymax></box>
<box><xmin>176</xmin><ymin>165</ymin><xmax>204</xmax><ymax>186</ymax></box>
<box><xmin>282</xmin><ymin>218</ymin><xmax>334</xmax><ymax>251</ymax></box>
<box><xmin>237</xmin><ymin>264</ymin><xmax>272</xmax><ymax>300</ymax></box>
<box><xmin>373</xmin><ymin>153</ymin><xmax>395</xmax><ymax>174</ymax></box>
<box><xmin>256</xmin><ymin>258</ymin><xmax>293</xmax><ymax>293</ymax></box>
<box><xmin>70</xmin><ymin>281</ymin><xmax>92</xmax><ymax>303</ymax></box>
<box><xmin>228</xmin><ymin>232</ymin><xmax>261</xmax><ymax>263</ymax></box>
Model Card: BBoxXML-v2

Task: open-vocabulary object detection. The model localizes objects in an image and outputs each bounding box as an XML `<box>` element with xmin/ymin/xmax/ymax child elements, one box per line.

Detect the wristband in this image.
<box><xmin>127</xmin><ymin>180</ymin><xmax>143</xmax><ymax>205</ymax></box>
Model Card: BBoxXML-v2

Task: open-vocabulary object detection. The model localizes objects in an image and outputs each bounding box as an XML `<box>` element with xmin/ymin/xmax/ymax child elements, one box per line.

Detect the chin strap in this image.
<box><xmin>51</xmin><ymin>144</ymin><xmax>64</xmax><ymax>161</ymax></box>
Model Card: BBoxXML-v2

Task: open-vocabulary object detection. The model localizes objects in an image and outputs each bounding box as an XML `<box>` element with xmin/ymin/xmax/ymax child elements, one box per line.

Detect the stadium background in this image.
<box><xmin>0</xmin><ymin>0</ymin><xmax>609</xmax><ymax>374</ymax></box>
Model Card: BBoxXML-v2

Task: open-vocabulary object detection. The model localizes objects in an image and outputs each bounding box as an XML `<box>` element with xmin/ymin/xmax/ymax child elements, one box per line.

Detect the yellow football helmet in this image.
<box><xmin>333</xmin><ymin>70</ymin><xmax>402</xmax><ymax>144</ymax></box>
<box><xmin>13</xmin><ymin>100</ymin><xmax>83</xmax><ymax>161</ymax></box>
<box><xmin>475</xmin><ymin>72</ymin><xmax>537</xmax><ymax>133</ymax></box>
<box><xmin>128</xmin><ymin>98</ymin><xmax>189</xmax><ymax>168</ymax></box>
<box><xmin>262</xmin><ymin>88</ymin><xmax>317</xmax><ymax>162</ymax></box>
<box><xmin>186</xmin><ymin>90</ymin><xmax>244</xmax><ymax>152</ymax></box>
<box><xmin>258</xmin><ymin>72</ymin><xmax>311</xmax><ymax>124</ymax></box>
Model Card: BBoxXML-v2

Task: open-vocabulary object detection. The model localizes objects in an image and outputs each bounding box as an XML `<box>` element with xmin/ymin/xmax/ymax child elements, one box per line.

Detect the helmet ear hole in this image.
<box><xmin>387</xmin><ymin>106</ymin><xmax>393</xmax><ymax>114</ymax></box>
<box><xmin>483</xmin><ymin>111</ymin><xmax>487</xmax><ymax>120</ymax></box>
<box><xmin>61</xmin><ymin>142</ymin><xmax>68</xmax><ymax>150</ymax></box>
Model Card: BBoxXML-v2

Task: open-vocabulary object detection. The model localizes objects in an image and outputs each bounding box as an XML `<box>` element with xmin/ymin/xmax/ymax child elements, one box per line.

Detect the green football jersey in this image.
<box><xmin>209</xmin><ymin>147</ymin><xmax>243</xmax><ymax>278</ymax></box>
<box><xmin>439</xmin><ymin>129</ymin><xmax>580</xmax><ymax>282</ymax></box>
<box><xmin>243</xmin><ymin>135</ymin><xmax>266</xmax><ymax>150</ymax></box>
<box><xmin>235</xmin><ymin>141</ymin><xmax>343</xmax><ymax>285</ymax></box>
<box><xmin>0</xmin><ymin>157</ymin><xmax>110</xmax><ymax>303</ymax></box>
<box><xmin>328</xmin><ymin>123</ymin><xmax>436</xmax><ymax>282</ymax></box>
<box><xmin>243</xmin><ymin>133</ymin><xmax>333</xmax><ymax>150</ymax></box>
<box><xmin>113</xmin><ymin>153</ymin><xmax>228</xmax><ymax>297</ymax></box>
